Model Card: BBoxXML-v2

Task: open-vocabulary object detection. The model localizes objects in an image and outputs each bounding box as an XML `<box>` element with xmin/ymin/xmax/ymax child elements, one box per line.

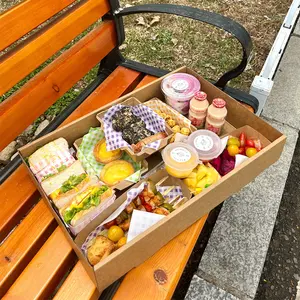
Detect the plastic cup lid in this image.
<box><xmin>161</xmin><ymin>73</ymin><xmax>200</xmax><ymax>100</ymax></box>
<box><xmin>187</xmin><ymin>130</ymin><xmax>222</xmax><ymax>161</ymax></box>
<box><xmin>162</xmin><ymin>142</ymin><xmax>199</xmax><ymax>171</ymax></box>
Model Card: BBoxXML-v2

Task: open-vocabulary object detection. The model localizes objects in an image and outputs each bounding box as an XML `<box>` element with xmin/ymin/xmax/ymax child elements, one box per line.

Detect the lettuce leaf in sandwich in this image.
<box><xmin>62</xmin><ymin>185</ymin><xmax>111</xmax><ymax>225</ymax></box>
<box><xmin>50</xmin><ymin>173</ymin><xmax>88</xmax><ymax>200</ymax></box>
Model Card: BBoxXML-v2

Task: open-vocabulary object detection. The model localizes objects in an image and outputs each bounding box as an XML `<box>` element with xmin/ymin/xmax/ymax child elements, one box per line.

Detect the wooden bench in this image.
<box><xmin>0</xmin><ymin>1</ymin><xmax>255</xmax><ymax>298</ymax></box>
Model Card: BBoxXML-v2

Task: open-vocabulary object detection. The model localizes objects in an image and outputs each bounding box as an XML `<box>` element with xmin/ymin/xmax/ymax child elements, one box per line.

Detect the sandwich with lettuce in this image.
<box><xmin>41</xmin><ymin>160</ymin><xmax>94</xmax><ymax>209</ymax></box>
<box><xmin>60</xmin><ymin>184</ymin><xmax>113</xmax><ymax>227</ymax></box>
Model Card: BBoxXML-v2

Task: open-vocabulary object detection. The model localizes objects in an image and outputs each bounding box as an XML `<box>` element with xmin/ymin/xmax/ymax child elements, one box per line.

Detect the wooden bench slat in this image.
<box><xmin>3</xmin><ymin>227</ymin><xmax>75</xmax><ymax>300</ymax></box>
<box><xmin>0</xmin><ymin>165</ymin><xmax>38</xmax><ymax>242</ymax></box>
<box><xmin>0</xmin><ymin>0</ymin><xmax>110</xmax><ymax>95</ymax></box>
<box><xmin>135</xmin><ymin>75</ymin><xmax>158</xmax><ymax>89</ymax></box>
<box><xmin>0</xmin><ymin>67</ymin><xmax>140</xmax><ymax>243</ymax></box>
<box><xmin>53</xmin><ymin>262</ymin><xmax>99</xmax><ymax>300</ymax></box>
<box><xmin>0</xmin><ymin>0</ymin><xmax>75</xmax><ymax>52</ymax></box>
<box><xmin>0</xmin><ymin>20</ymin><xmax>116</xmax><ymax>151</ymax></box>
<box><xmin>0</xmin><ymin>201</ymin><xmax>56</xmax><ymax>298</ymax></box>
<box><xmin>114</xmin><ymin>217</ymin><xmax>208</xmax><ymax>300</ymax></box>
<box><xmin>62</xmin><ymin>66</ymin><xmax>143</xmax><ymax>125</ymax></box>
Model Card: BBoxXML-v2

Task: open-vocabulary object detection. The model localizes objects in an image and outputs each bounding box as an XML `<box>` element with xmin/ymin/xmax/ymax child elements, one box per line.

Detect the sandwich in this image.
<box><xmin>60</xmin><ymin>184</ymin><xmax>113</xmax><ymax>227</ymax></box>
<box><xmin>41</xmin><ymin>160</ymin><xmax>91</xmax><ymax>209</ymax></box>
<box><xmin>28</xmin><ymin>138</ymin><xmax>75</xmax><ymax>182</ymax></box>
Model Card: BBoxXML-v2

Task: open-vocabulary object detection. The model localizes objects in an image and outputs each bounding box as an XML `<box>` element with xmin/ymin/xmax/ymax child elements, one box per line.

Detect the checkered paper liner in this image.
<box><xmin>103</xmin><ymin>104</ymin><xmax>166</xmax><ymax>151</ymax></box>
<box><xmin>81</xmin><ymin>181</ymin><xmax>183</xmax><ymax>254</ymax></box>
<box><xmin>156</xmin><ymin>186</ymin><xmax>183</xmax><ymax>201</ymax></box>
<box><xmin>77</xmin><ymin>127</ymin><xmax>142</xmax><ymax>184</ymax></box>
<box><xmin>31</xmin><ymin>148</ymin><xmax>75</xmax><ymax>183</ymax></box>
<box><xmin>144</xmin><ymin>98</ymin><xmax>192</xmax><ymax>129</ymax></box>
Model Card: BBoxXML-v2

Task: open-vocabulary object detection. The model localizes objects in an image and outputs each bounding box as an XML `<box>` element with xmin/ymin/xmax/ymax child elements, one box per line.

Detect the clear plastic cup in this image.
<box><xmin>162</xmin><ymin>142</ymin><xmax>199</xmax><ymax>178</ymax></box>
<box><xmin>161</xmin><ymin>73</ymin><xmax>200</xmax><ymax>115</ymax></box>
<box><xmin>187</xmin><ymin>130</ymin><xmax>223</xmax><ymax>161</ymax></box>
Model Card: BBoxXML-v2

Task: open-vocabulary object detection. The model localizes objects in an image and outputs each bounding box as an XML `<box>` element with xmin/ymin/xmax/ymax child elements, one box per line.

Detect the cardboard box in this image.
<box><xmin>19</xmin><ymin>67</ymin><xmax>286</xmax><ymax>292</ymax></box>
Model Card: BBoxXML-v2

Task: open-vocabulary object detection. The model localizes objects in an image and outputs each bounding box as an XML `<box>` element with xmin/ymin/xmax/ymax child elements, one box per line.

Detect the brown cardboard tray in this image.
<box><xmin>18</xmin><ymin>67</ymin><xmax>286</xmax><ymax>292</ymax></box>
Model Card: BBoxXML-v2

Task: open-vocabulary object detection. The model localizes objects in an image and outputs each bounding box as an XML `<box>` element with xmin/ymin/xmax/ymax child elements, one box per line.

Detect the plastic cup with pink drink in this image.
<box><xmin>161</xmin><ymin>73</ymin><xmax>200</xmax><ymax>115</ymax></box>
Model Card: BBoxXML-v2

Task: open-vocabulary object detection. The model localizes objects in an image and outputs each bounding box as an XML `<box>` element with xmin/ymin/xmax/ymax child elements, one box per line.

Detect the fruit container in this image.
<box><xmin>161</xmin><ymin>142</ymin><xmax>199</xmax><ymax>178</ymax></box>
<box><xmin>161</xmin><ymin>73</ymin><xmax>200</xmax><ymax>115</ymax></box>
<box><xmin>187</xmin><ymin>130</ymin><xmax>223</xmax><ymax>161</ymax></box>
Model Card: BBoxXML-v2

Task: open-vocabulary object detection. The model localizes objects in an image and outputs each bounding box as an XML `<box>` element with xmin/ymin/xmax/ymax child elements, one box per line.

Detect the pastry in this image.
<box><xmin>87</xmin><ymin>235</ymin><xmax>115</xmax><ymax>265</ymax></box>
<box><xmin>93</xmin><ymin>139</ymin><xmax>122</xmax><ymax>164</ymax></box>
<box><xmin>100</xmin><ymin>160</ymin><xmax>134</xmax><ymax>186</ymax></box>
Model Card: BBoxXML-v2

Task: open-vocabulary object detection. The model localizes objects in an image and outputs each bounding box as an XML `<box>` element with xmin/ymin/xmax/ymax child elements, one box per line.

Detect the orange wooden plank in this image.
<box><xmin>0</xmin><ymin>201</ymin><xmax>57</xmax><ymax>297</ymax></box>
<box><xmin>0</xmin><ymin>20</ymin><xmax>116</xmax><ymax>151</ymax></box>
<box><xmin>62</xmin><ymin>66</ymin><xmax>142</xmax><ymax>125</ymax></box>
<box><xmin>0</xmin><ymin>164</ymin><xmax>38</xmax><ymax>242</ymax></box>
<box><xmin>53</xmin><ymin>262</ymin><xmax>99</xmax><ymax>300</ymax></box>
<box><xmin>0</xmin><ymin>0</ymin><xmax>75</xmax><ymax>51</ymax></box>
<box><xmin>0</xmin><ymin>67</ymin><xmax>140</xmax><ymax>242</ymax></box>
<box><xmin>114</xmin><ymin>217</ymin><xmax>208</xmax><ymax>300</ymax></box>
<box><xmin>3</xmin><ymin>227</ymin><xmax>75</xmax><ymax>300</ymax></box>
<box><xmin>135</xmin><ymin>75</ymin><xmax>157</xmax><ymax>89</ymax></box>
<box><xmin>0</xmin><ymin>0</ymin><xmax>110</xmax><ymax>95</ymax></box>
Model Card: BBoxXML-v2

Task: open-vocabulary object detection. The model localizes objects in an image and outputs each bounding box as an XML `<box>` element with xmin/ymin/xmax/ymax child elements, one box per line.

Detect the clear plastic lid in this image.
<box><xmin>162</xmin><ymin>142</ymin><xmax>199</xmax><ymax>171</ymax></box>
<box><xmin>187</xmin><ymin>130</ymin><xmax>222</xmax><ymax>161</ymax></box>
<box><xmin>161</xmin><ymin>73</ymin><xmax>201</xmax><ymax>101</ymax></box>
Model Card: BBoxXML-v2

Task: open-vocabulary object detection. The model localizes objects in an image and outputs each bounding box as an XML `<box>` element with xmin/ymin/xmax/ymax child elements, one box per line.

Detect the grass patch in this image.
<box><xmin>120</xmin><ymin>0</ymin><xmax>291</xmax><ymax>91</ymax></box>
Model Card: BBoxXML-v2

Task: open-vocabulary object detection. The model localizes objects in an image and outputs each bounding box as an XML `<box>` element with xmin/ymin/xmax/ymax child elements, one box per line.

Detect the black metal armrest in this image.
<box><xmin>115</xmin><ymin>4</ymin><xmax>253</xmax><ymax>89</ymax></box>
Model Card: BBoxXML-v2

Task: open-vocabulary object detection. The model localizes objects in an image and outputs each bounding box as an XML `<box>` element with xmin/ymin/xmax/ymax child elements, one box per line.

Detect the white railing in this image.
<box><xmin>250</xmin><ymin>0</ymin><xmax>300</xmax><ymax>115</ymax></box>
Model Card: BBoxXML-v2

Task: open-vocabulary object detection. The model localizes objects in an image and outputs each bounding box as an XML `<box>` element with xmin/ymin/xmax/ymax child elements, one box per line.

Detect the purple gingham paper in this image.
<box><xmin>156</xmin><ymin>186</ymin><xmax>183</xmax><ymax>201</ymax></box>
<box><xmin>103</xmin><ymin>104</ymin><xmax>166</xmax><ymax>151</ymax></box>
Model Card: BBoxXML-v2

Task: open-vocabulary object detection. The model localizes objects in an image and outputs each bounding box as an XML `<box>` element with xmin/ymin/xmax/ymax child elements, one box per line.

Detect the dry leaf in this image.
<box><xmin>150</xmin><ymin>16</ymin><xmax>160</xmax><ymax>26</ymax></box>
<box><xmin>136</xmin><ymin>16</ymin><xmax>146</xmax><ymax>26</ymax></box>
<box><xmin>205</xmin><ymin>63</ymin><xmax>217</xmax><ymax>70</ymax></box>
<box><xmin>171</xmin><ymin>38</ymin><xmax>178</xmax><ymax>46</ymax></box>
<box><xmin>119</xmin><ymin>44</ymin><xmax>127</xmax><ymax>50</ymax></box>
<box><xmin>151</xmin><ymin>34</ymin><xmax>158</xmax><ymax>41</ymax></box>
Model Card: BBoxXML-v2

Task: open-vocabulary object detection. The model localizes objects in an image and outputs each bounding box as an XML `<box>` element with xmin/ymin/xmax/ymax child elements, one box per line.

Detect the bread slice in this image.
<box><xmin>41</xmin><ymin>160</ymin><xmax>85</xmax><ymax>195</ymax></box>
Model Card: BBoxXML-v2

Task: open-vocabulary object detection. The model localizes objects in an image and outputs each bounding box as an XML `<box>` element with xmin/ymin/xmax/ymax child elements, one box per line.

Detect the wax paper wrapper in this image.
<box><xmin>82</xmin><ymin>181</ymin><xmax>183</xmax><ymax>254</ymax></box>
<box><xmin>144</xmin><ymin>98</ymin><xmax>192</xmax><ymax>128</ymax></box>
<box><xmin>77</xmin><ymin>128</ymin><xmax>142</xmax><ymax>184</ymax></box>
<box><xmin>127</xmin><ymin>210</ymin><xmax>165</xmax><ymax>242</ymax></box>
<box><xmin>29</xmin><ymin>139</ymin><xmax>75</xmax><ymax>183</ymax></box>
<box><xmin>103</xmin><ymin>104</ymin><xmax>166</xmax><ymax>151</ymax></box>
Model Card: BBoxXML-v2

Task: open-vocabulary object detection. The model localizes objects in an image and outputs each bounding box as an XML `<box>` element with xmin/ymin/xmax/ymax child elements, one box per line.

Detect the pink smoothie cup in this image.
<box><xmin>161</xmin><ymin>73</ymin><xmax>200</xmax><ymax>115</ymax></box>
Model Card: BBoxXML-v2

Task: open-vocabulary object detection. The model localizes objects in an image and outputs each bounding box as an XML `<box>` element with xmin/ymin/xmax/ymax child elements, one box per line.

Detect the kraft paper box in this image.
<box><xmin>19</xmin><ymin>67</ymin><xmax>286</xmax><ymax>292</ymax></box>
